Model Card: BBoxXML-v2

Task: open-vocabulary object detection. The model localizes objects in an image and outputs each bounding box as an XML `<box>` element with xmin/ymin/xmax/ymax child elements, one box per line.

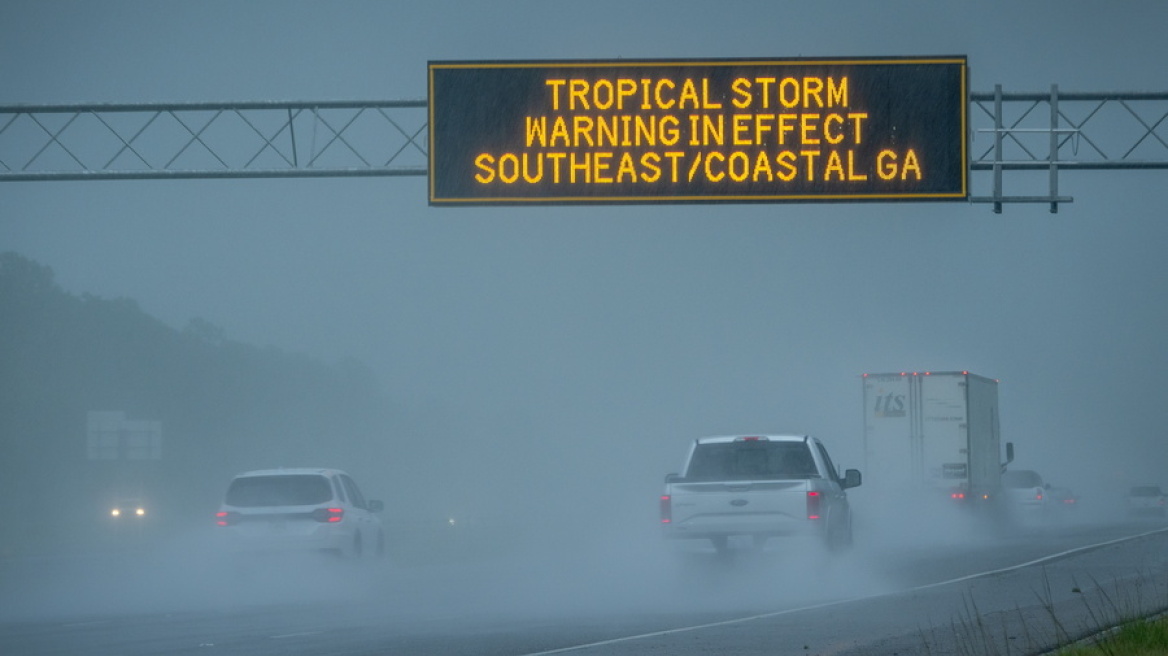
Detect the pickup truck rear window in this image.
<box><xmin>686</xmin><ymin>442</ymin><xmax>819</xmax><ymax>481</ymax></box>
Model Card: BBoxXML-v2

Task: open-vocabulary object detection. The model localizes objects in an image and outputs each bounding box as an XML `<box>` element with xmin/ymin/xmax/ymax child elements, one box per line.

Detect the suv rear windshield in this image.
<box><xmin>686</xmin><ymin>441</ymin><xmax>818</xmax><ymax>481</ymax></box>
<box><xmin>226</xmin><ymin>474</ymin><xmax>333</xmax><ymax>507</ymax></box>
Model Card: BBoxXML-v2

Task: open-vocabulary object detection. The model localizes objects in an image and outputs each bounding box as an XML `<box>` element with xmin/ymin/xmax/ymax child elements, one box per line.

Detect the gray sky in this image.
<box><xmin>3</xmin><ymin>0</ymin><xmax>1167</xmax><ymax>520</ymax></box>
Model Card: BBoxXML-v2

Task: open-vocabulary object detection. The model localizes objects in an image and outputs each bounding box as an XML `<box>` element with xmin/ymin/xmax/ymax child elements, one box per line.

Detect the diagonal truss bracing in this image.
<box><xmin>968</xmin><ymin>86</ymin><xmax>1168</xmax><ymax>212</ymax></box>
<box><xmin>0</xmin><ymin>100</ymin><xmax>427</xmax><ymax>181</ymax></box>
<box><xmin>1</xmin><ymin>89</ymin><xmax>1166</xmax><ymax>213</ymax></box>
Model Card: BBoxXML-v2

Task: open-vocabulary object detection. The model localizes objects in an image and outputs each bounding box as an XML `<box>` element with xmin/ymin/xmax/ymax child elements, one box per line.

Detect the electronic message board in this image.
<box><xmin>428</xmin><ymin>57</ymin><xmax>967</xmax><ymax>205</ymax></box>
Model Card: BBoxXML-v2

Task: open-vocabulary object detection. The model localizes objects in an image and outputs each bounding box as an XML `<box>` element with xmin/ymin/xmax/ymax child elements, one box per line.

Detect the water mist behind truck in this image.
<box><xmin>861</xmin><ymin>371</ymin><xmax>1013</xmax><ymax>514</ymax></box>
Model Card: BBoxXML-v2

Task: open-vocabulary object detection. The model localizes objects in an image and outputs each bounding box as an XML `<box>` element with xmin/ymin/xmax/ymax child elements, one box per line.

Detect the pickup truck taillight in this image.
<box><xmin>807</xmin><ymin>491</ymin><xmax>822</xmax><ymax>520</ymax></box>
<box><xmin>660</xmin><ymin>495</ymin><xmax>672</xmax><ymax>523</ymax></box>
<box><xmin>215</xmin><ymin>511</ymin><xmax>240</xmax><ymax>526</ymax></box>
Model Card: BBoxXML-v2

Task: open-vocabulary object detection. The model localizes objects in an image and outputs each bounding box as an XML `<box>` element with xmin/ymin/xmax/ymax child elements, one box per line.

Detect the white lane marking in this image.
<box><xmin>61</xmin><ymin>620</ymin><xmax>110</xmax><ymax>628</ymax></box>
<box><xmin>909</xmin><ymin>525</ymin><xmax>1168</xmax><ymax>592</ymax></box>
<box><xmin>270</xmin><ymin>631</ymin><xmax>323</xmax><ymax>639</ymax></box>
<box><xmin>519</xmin><ymin>526</ymin><xmax>1168</xmax><ymax>656</ymax></box>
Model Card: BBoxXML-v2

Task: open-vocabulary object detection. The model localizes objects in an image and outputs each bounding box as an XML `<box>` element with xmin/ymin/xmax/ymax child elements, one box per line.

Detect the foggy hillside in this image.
<box><xmin>0</xmin><ymin>251</ymin><xmax>391</xmax><ymax>556</ymax></box>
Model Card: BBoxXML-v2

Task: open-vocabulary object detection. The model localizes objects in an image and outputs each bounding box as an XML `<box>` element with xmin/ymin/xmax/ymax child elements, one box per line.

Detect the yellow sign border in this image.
<box><xmin>428</xmin><ymin>57</ymin><xmax>968</xmax><ymax>205</ymax></box>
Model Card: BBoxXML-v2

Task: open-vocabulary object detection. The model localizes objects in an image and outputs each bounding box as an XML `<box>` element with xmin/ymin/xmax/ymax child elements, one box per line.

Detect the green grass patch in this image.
<box><xmin>1057</xmin><ymin>615</ymin><xmax>1168</xmax><ymax>656</ymax></box>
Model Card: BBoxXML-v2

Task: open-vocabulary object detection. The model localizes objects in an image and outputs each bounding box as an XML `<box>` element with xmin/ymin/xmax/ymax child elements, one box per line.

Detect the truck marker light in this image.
<box><xmin>660</xmin><ymin>495</ymin><xmax>672</xmax><ymax>523</ymax></box>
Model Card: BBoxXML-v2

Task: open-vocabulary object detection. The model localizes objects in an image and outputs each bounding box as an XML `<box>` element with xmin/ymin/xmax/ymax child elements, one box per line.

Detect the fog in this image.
<box><xmin>0</xmin><ymin>506</ymin><xmax>899</xmax><ymax>624</ymax></box>
<box><xmin>2</xmin><ymin>0</ymin><xmax>1168</xmax><ymax>636</ymax></box>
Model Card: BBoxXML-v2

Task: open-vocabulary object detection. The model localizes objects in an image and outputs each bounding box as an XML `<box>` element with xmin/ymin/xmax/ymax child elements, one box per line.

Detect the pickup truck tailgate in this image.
<box><xmin>668</xmin><ymin>480</ymin><xmax>812</xmax><ymax>534</ymax></box>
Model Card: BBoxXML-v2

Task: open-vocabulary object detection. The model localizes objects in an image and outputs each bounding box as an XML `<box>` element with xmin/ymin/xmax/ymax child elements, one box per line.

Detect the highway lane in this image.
<box><xmin>3</xmin><ymin>518</ymin><xmax>1167</xmax><ymax>655</ymax></box>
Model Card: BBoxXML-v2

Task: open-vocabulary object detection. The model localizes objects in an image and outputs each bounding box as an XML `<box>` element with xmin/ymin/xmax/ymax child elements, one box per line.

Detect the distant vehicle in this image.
<box><xmin>1000</xmin><ymin>469</ymin><xmax>1049</xmax><ymax>519</ymax></box>
<box><xmin>103</xmin><ymin>497</ymin><xmax>153</xmax><ymax>541</ymax></box>
<box><xmin>109</xmin><ymin>499</ymin><xmax>147</xmax><ymax>519</ymax></box>
<box><xmin>1046</xmin><ymin>485</ymin><xmax>1079</xmax><ymax>509</ymax></box>
<box><xmin>861</xmin><ymin>372</ymin><xmax>1013</xmax><ymax>514</ymax></box>
<box><xmin>661</xmin><ymin>435</ymin><xmax>860</xmax><ymax>553</ymax></box>
<box><xmin>1126</xmin><ymin>486</ymin><xmax>1166</xmax><ymax>517</ymax></box>
<box><xmin>215</xmin><ymin>468</ymin><xmax>385</xmax><ymax>558</ymax></box>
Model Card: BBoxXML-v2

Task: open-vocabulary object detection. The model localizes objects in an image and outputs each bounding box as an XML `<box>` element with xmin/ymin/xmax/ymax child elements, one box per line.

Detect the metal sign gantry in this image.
<box><xmin>1</xmin><ymin>87</ymin><xmax>1166</xmax><ymax>212</ymax></box>
<box><xmin>0</xmin><ymin>99</ymin><xmax>429</xmax><ymax>181</ymax></box>
<box><xmin>970</xmin><ymin>86</ymin><xmax>1168</xmax><ymax>212</ymax></box>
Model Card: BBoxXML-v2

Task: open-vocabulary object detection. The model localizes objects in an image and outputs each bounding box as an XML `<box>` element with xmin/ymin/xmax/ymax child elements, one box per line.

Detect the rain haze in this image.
<box><xmin>2</xmin><ymin>0</ymin><xmax>1168</xmax><ymax>649</ymax></box>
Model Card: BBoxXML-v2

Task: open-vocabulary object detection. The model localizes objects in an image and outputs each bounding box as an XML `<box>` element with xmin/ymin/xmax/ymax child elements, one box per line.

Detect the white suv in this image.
<box><xmin>215</xmin><ymin>468</ymin><xmax>384</xmax><ymax>558</ymax></box>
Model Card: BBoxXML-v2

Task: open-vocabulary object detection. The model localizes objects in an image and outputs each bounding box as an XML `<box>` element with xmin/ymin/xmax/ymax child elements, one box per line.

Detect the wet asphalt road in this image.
<box><xmin>3</xmin><ymin>517</ymin><xmax>1167</xmax><ymax>656</ymax></box>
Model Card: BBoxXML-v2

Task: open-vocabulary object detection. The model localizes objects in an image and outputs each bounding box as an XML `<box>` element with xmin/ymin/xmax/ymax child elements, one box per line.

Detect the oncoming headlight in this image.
<box><xmin>110</xmin><ymin>505</ymin><xmax>147</xmax><ymax>519</ymax></box>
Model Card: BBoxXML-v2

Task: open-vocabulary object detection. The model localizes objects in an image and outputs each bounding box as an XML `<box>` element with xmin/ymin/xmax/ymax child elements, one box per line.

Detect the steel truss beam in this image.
<box><xmin>970</xmin><ymin>86</ymin><xmax>1168</xmax><ymax>212</ymax></box>
<box><xmin>0</xmin><ymin>100</ymin><xmax>427</xmax><ymax>181</ymax></box>
<box><xmin>2</xmin><ymin>89</ymin><xmax>1166</xmax><ymax>213</ymax></box>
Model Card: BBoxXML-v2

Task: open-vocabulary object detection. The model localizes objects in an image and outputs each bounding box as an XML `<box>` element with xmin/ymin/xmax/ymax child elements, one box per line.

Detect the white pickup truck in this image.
<box><xmin>661</xmin><ymin>435</ymin><xmax>861</xmax><ymax>552</ymax></box>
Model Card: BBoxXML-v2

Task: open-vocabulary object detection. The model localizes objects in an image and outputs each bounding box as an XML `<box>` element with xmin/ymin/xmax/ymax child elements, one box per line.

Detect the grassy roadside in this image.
<box><xmin>921</xmin><ymin>566</ymin><xmax>1168</xmax><ymax>656</ymax></box>
<box><xmin>1054</xmin><ymin>614</ymin><xmax>1168</xmax><ymax>655</ymax></box>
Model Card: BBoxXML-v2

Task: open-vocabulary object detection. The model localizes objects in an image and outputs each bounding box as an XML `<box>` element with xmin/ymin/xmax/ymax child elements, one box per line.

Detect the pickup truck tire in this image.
<box><xmin>825</xmin><ymin>513</ymin><xmax>853</xmax><ymax>552</ymax></box>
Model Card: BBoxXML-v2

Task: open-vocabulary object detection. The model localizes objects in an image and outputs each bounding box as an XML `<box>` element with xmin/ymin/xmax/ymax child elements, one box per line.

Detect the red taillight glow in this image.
<box><xmin>951</xmin><ymin>492</ymin><xmax>966</xmax><ymax>500</ymax></box>
<box><xmin>807</xmin><ymin>491</ymin><xmax>822</xmax><ymax>520</ymax></box>
<box><xmin>215</xmin><ymin>511</ymin><xmax>238</xmax><ymax>526</ymax></box>
<box><xmin>312</xmin><ymin>507</ymin><xmax>344</xmax><ymax>523</ymax></box>
<box><xmin>660</xmin><ymin>495</ymin><xmax>672</xmax><ymax>523</ymax></box>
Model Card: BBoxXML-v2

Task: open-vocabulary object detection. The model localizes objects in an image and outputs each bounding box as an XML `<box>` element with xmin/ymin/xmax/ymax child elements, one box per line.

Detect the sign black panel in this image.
<box><xmin>429</xmin><ymin>57</ymin><xmax>967</xmax><ymax>205</ymax></box>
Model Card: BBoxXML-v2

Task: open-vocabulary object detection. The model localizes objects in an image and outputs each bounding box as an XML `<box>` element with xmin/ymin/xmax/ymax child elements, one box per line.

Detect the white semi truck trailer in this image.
<box><xmin>862</xmin><ymin>371</ymin><xmax>1013</xmax><ymax>513</ymax></box>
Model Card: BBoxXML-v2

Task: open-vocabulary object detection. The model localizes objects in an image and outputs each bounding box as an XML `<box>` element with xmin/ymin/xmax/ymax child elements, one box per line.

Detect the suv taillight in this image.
<box><xmin>807</xmin><ymin>491</ymin><xmax>822</xmax><ymax>520</ymax></box>
<box><xmin>660</xmin><ymin>495</ymin><xmax>672</xmax><ymax>524</ymax></box>
<box><xmin>312</xmin><ymin>507</ymin><xmax>344</xmax><ymax>523</ymax></box>
<box><xmin>215</xmin><ymin>511</ymin><xmax>240</xmax><ymax>526</ymax></box>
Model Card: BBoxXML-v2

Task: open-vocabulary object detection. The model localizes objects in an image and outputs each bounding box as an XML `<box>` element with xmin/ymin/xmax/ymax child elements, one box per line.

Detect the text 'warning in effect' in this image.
<box><xmin>428</xmin><ymin>56</ymin><xmax>967</xmax><ymax>205</ymax></box>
